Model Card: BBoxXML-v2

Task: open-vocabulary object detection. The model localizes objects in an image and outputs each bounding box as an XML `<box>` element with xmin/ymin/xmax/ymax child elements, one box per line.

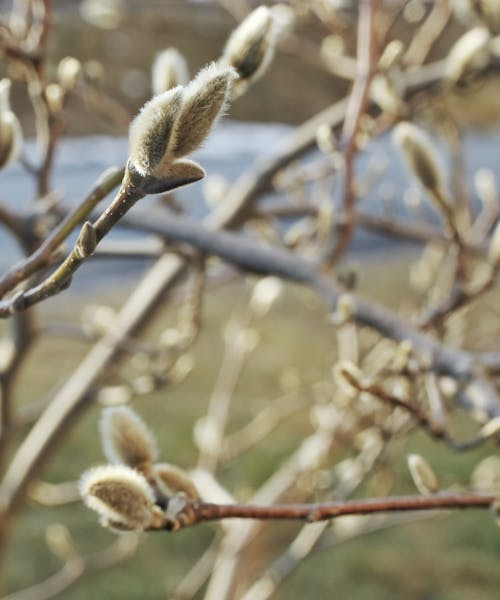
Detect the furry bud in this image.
<box><xmin>45</xmin><ymin>83</ymin><xmax>65</xmax><ymax>114</ymax></box>
<box><xmin>479</xmin><ymin>416</ymin><xmax>500</xmax><ymax>439</ymax></box>
<box><xmin>393</xmin><ymin>122</ymin><xmax>444</xmax><ymax>193</ymax></box>
<box><xmin>170</xmin><ymin>63</ymin><xmax>236</xmax><ymax>158</ymax></box>
<box><xmin>128</xmin><ymin>86</ymin><xmax>183</xmax><ymax>178</ymax></box>
<box><xmin>128</xmin><ymin>64</ymin><xmax>235</xmax><ymax>193</ymax></box>
<box><xmin>445</xmin><ymin>26</ymin><xmax>491</xmax><ymax>85</ymax></box>
<box><xmin>471</xmin><ymin>455</ymin><xmax>500</xmax><ymax>492</ymax></box>
<box><xmin>222</xmin><ymin>6</ymin><xmax>276</xmax><ymax>96</ymax></box>
<box><xmin>100</xmin><ymin>406</ymin><xmax>157</xmax><ymax>471</ymax></box>
<box><xmin>249</xmin><ymin>276</ymin><xmax>283</xmax><ymax>317</ymax></box>
<box><xmin>79</xmin><ymin>464</ymin><xmax>156</xmax><ymax>530</ymax></box>
<box><xmin>151</xmin><ymin>48</ymin><xmax>189</xmax><ymax>95</ymax></box>
<box><xmin>0</xmin><ymin>79</ymin><xmax>22</xmax><ymax>170</ymax></box>
<box><xmin>57</xmin><ymin>56</ymin><xmax>82</xmax><ymax>90</ymax></box>
<box><xmin>407</xmin><ymin>454</ymin><xmax>439</xmax><ymax>495</ymax></box>
<box><xmin>153</xmin><ymin>463</ymin><xmax>199</xmax><ymax>500</ymax></box>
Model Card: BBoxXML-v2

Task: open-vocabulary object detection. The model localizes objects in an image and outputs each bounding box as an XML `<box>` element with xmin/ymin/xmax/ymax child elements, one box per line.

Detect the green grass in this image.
<box><xmin>4</xmin><ymin>255</ymin><xmax>500</xmax><ymax>599</ymax></box>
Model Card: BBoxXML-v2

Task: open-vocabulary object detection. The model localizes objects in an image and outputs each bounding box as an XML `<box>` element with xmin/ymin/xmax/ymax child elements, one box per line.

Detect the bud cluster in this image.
<box><xmin>80</xmin><ymin>406</ymin><xmax>199</xmax><ymax>531</ymax></box>
<box><xmin>128</xmin><ymin>63</ymin><xmax>237</xmax><ymax>195</ymax></box>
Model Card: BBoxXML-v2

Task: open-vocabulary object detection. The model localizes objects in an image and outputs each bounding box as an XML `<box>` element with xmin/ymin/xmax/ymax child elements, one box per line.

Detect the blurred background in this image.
<box><xmin>1</xmin><ymin>1</ymin><xmax>500</xmax><ymax>599</ymax></box>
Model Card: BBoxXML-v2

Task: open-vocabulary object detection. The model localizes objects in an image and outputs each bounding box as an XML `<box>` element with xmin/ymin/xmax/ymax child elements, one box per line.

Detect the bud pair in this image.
<box><xmin>128</xmin><ymin>63</ymin><xmax>237</xmax><ymax>194</ymax></box>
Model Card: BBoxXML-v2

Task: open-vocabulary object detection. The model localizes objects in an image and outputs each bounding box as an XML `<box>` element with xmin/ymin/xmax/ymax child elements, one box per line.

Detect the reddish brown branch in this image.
<box><xmin>326</xmin><ymin>0</ymin><xmax>380</xmax><ymax>268</ymax></box>
<box><xmin>168</xmin><ymin>493</ymin><xmax>497</xmax><ymax>530</ymax></box>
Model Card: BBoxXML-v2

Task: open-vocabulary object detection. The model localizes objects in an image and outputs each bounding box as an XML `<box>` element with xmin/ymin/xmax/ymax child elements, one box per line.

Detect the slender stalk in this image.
<box><xmin>166</xmin><ymin>493</ymin><xmax>497</xmax><ymax>530</ymax></box>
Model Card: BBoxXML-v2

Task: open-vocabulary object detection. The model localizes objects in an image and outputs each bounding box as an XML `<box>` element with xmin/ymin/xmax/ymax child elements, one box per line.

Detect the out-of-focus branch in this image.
<box><xmin>204</xmin><ymin>56</ymin><xmax>460</xmax><ymax>231</ymax></box>
<box><xmin>403</xmin><ymin>1</ymin><xmax>452</xmax><ymax>67</ymax></box>
<box><xmin>115</xmin><ymin>211</ymin><xmax>500</xmax><ymax>395</ymax></box>
<box><xmin>197</xmin><ymin>311</ymin><xmax>253</xmax><ymax>472</ymax></box>
<box><xmin>325</xmin><ymin>0</ymin><xmax>380</xmax><ymax>267</ymax></box>
<box><xmin>3</xmin><ymin>534</ymin><xmax>138</xmax><ymax>600</ymax></box>
<box><xmin>0</xmin><ymin>252</ymin><xmax>187</xmax><ymax>571</ymax></box>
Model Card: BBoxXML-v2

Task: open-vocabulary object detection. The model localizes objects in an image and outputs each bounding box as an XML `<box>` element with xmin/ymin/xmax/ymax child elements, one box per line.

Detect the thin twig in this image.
<box><xmin>0</xmin><ymin>167</ymin><xmax>124</xmax><ymax>299</ymax></box>
<box><xmin>327</xmin><ymin>0</ymin><xmax>380</xmax><ymax>267</ymax></box>
<box><xmin>164</xmin><ymin>493</ymin><xmax>496</xmax><ymax>530</ymax></box>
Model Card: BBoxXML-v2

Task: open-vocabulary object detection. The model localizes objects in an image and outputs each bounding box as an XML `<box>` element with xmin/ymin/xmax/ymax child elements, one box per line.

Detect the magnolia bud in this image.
<box><xmin>471</xmin><ymin>455</ymin><xmax>500</xmax><ymax>492</ymax></box>
<box><xmin>407</xmin><ymin>454</ymin><xmax>439</xmax><ymax>495</ymax></box>
<box><xmin>128</xmin><ymin>86</ymin><xmax>183</xmax><ymax>178</ymax></box>
<box><xmin>79</xmin><ymin>464</ymin><xmax>157</xmax><ymax>530</ymax></box>
<box><xmin>221</xmin><ymin>6</ymin><xmax>276</xmax><ymax>97</ymax></box>
<box><xmin>57</xmin><ymin>56</ymin><xmax>82</xmax><ymax>91</ymax></box>
<box><xmin>128</xmin><ymin>63</ymin><xmax>235</xmax><ymax>194</ymax></box>
<box><xmin>378</xmin><ymin>39</ymin><xmax>404</xmax><ymax>70</ymax></box>
<box><xmin>45</xmin><ymin>83</ymin><xmax>65</xmax><ymax>114</ymax></box>
<box><xmin>445</xmin><ymin>26</ymin><xmax>490</xmax><ymax>86</ymax></box>
<box><xmin>393</xmin><ymin>121</ymin><xmax>444</xmax><ymax>193</ymax></box>
<box><xmin>100</xmin><ymin>406</ymin><xmax>157</xmax><ymax>471</ymax></box>
<box><xmin>170</xmin><ymin>63</ymin><xmax>236</xmax><ymax>158</ymax></box>
<box><xmin>151</xmin><ymin>48</ymin><xmax>189</xmax><ymax>96</ymax></box>
<box><xmin>479</xmin><ymin>416</ymin><xmax>500</xmax><ymax>439</ymax></box>
<box><xmin>153</xmin><ymin>463</ymin><xmax>199</xmax><ymax>500</ymax></box>
<box><xmin>0</xmin><ymin>79</ymin><xmax>22</xmax><ymax>170</ymax></box>
<box><xmin>249</xmin><ymin>276</ymin><xmax>283</xmax><ymax>317</ymax></box>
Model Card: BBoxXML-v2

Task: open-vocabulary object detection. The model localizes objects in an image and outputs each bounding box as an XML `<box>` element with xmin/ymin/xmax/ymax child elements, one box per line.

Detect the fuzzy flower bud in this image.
<box><xmin>479</xmin><ymin>416</ymin><xmax>500</xmax><ymax>439</ymax></box>
<box><xmin>128</xmin><ymin>63</ymin><xmax>236</xmax><ymax>194</ymax></box>
<box><xmin>100</xmin><ymin>406</ymin><xmax>157</xmax><ymax>471</ymax></box>
<box><xmin>407</xmin><ymin>453</ymin><xmax>439</xmax><ymax>495</ymax></box>
<box><xmin>249</xmin><ymin>276</ymin><xmax>283</xmax><ymax>317</ymax></box>
<box><xmin>151</xmin><ymin>48</ymin><xmax>189</xmax><ymax>96</ymax></box>
<box><xmin>79</xmin><ymin>464</ymin><xmax>157</xmax><ymax>530</ymax></box>
<box><xmin>393</xmin><ymin>122</ymin><xmax>444</xmax><ymax>193</ymax></box>
<box><xmin>57</xmin><ymin>56</ymin><xmax>82</xmax><ymax>91</ymax></box>
<box><xmin>128</xmin><ymin>86</ymin><xmax>183</xmax><ymax>178</ymax></box>
<box><xmin>378</xmin><ymin>39</ymin><xmax>404</xmax><ymax>70</ymax></box>
<box><xmin>170</xmin><ymin>63</ymin><xmax>236</xmax><ymax>158</ymax></box>
<box><xmin>153</xmin><ymin>463</ymin><xmax>199</xmax><ymax>500</ymax></box>
<box><xmin>45</xmin><ymin>83</ymin><xmax>65</xmax><ymax>114</ymax></box>
<box><xmin>0</xmin><ymin>79</ymin><xmax>22</xmax><ymax>170</ymax></box>
<box><xmin>471</xmin><ymin>455</ymin><xmax>500</xmax><ymax>492</ymax></box>
<box><xmin>445</xmin><ymin>26</ymin><xmax>491</xmax><ymax>85</ymax></box>
<box><xmin>221</xmin><ymin>6</ymin><xmax>276</xmax><ymax>97</ymax></box>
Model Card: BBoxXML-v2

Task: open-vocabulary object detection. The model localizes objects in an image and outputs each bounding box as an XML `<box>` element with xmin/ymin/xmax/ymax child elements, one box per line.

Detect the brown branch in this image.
<box><xmin>165</xmin><ymin>493</ymin><xmax>497</xmax><ymax>530</ymax></box>
<box><xmin>418</xmin><ymin>267</ymin><xmax>497</xmax><ymax>330</ymax></box>
<box><xmin>326</xmin><ymin>0</ymin><xmax>380</xmax><ymax>267</ymax></box>
<box><xmin>342</xmin><ymin>371</ymin><xmax>495</xmax><ymax>452</ymax></box>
